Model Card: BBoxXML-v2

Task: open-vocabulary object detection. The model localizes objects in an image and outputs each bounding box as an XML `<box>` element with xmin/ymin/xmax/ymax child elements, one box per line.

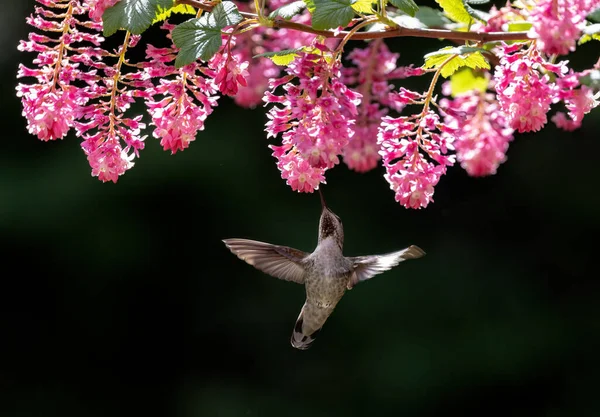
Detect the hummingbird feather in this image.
<box><xmin>222</xmin><ymin>238</ymin><xmax>308</xmax><ymax>284</ymax></box>
<box><xmin>347</xmin><ymin>245</ymin><xmax>426</xmax><ymax>289</ymax></box>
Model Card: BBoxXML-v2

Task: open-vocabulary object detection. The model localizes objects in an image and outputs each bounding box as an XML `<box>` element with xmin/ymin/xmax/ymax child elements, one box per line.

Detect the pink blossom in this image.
<box><xmin>441</xmin><ymin>86</ymin><xmax>514</xmax><ymax>177</ymax></box>
<box><xmin>210</xmin><ymin>50</ymin><xmax>250</xmax><ymax>97</ymax></box>
<box><xmin>84</xmin><ymin>0</ymin><xmax>120</xmax><ymax>23</ymax></box>
<box><xmin>264</xmin><ymin>45</ymin><xmax>361</xmax><ymax>192</ymax></box>
<box><xmin>16</xmin><ymin>84</ymin><xmax>80</xmax><ymax>141</ymax></box>
<box><xmin>340</xmin><ymin>41</ymin><xmax>426</xmax><ymax>173</ymax></box>
<box><xmin>528</xmin><ymin>0</ymin><xmax>600</xmax><ymax>56</ymax></box>
<box><xmin>552</xmin><ymin>70</ymin><xmax>600</xmax><ymax>130</ymax></box>
<box><xmin>378</xmin><ymin>111</ymin><xmax>456</xmax><ymax>209</ymax></box>
<box><xmin>493</xmin><ymin>45</ymin><xmax>566</xmax><ymax>133</ymax></box>
<box><xmin>144</xmin><ymin>27</ymin><xmax>219</xmax><ymax>154</ymax></box>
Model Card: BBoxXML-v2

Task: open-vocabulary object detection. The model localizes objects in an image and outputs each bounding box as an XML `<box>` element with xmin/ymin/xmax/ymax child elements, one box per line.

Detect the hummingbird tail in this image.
<box><xmin>290</xmin><ymin>302</ymin><xmax>327</xmax><ymax>350</ymax></box>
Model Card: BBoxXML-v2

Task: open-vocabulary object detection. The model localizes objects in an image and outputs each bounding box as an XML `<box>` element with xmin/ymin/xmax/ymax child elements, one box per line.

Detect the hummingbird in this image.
<box><xmin>222</xmin><ymin>191</ymin><xmax>425</xmax><ymax>350</ymax></box>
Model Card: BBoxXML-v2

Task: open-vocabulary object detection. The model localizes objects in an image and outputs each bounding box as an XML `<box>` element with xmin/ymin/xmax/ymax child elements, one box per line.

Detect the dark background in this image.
<box><xmin>2</xmin><ymin>1</ymin><xmax>600</xmax><ymax>417</ymax></box>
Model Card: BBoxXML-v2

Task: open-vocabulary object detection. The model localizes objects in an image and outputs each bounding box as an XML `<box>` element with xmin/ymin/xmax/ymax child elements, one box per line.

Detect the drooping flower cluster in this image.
<box><xmin>227</xmin><ymin>0</ymin><xmax>323</xmax><ymax>108</ymax></box>
<box><xmin>264</xmin><ymin>44</ymin><xmax>361</xmax><ymax>192</ymax></box>
<box><xmin>341</xmin><ymin>40</ymin><xmax>424</xmax><ymax>173</ymax></box>
<box><xmin>16</xmin><ymin>0</ymin><xmax>92</xmax><ymax>142</ymax></box>
<box><xmin>440</xmin><ymin>81</ymin><xmax>514</xmax><ymax>177</ymax></box>
<box><xmin>16</xmin><ymin>0</ymin><xmax>229</xmax><ymax>182</ymax></box>
<box><xmin>528</xmin><ymin>0</ymin><xmax>600</xmax><ymax>56</ymax></box>
<box><xmin>15</xmin><ymin>0</ymin><xmax>600</xmax><ymax>208</ymax></box>
<box><xmin>378</xmin><ymin>88</ymin><xmax>456</xmax><ymax>209</ymax></box>
<box><xmin>551</xmin><ymin>69</ymin><xmax>600</xmax><ymax>130</ymax></box>
<box><xmin>494</xmin><ymin>43</ymin><xmax>567</xmax><ymax>133</ymax></box>
<box><xmin>143</xmin><ymin>23</ymin><xmax>219</xmax><ymax>154</ymax></box>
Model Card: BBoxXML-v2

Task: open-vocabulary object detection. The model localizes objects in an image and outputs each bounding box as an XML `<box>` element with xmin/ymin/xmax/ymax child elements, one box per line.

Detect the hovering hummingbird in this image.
<box><xmin>222</xmin><ymin>191</ymin><xmax>425</xmax><ymax>350</ymax></box>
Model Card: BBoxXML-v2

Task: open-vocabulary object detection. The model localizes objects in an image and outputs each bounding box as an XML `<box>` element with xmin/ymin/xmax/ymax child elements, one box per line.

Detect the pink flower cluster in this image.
<box><xmin>529</xmin><ymin>0</ymin><xmax>600</xmax><ymax>56</ymax></box>
<box><xmin>441</xmin><ymin>82</ymin><xmax>514</xmax><ymax>177</ymax></box>
<box><xmin>17</xmin><ymin>1</ymin><xmax>227</xmax><ymax>182</ymax></box>
<box><xmin>264</xmin><ymin>45</ymin><xmax>361</xmax><ymax>192</ymax></box>
<box><xmin>378</xmin><ymin>90</ymin><xmax>456</xmax><ymax>209</ymax></box>
<box><xmin>493</xmin><ymin>43</ymin><xmax>567</xmax><ymax>133</ymax></box>
<box><xmin>341</xmin><ymin>40</ymin><xmax>424</xmax><ymax>173</ymax></box>
<box><xmin>143</xmin><ymin>23</ymin><xmax>219</xmax><ymax>154</ymax></box>
<box><xmin>552</xmin><ymin>69</ymin><xmax>600</xmax><ymax>130</ymax></box>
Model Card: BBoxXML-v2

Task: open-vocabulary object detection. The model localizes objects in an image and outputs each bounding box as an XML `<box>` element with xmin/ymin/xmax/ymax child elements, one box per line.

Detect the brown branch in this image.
<box><xmin>176</xmin><ymin>0</ymin><xmax>531</xmax><ymax>43</ymax></box>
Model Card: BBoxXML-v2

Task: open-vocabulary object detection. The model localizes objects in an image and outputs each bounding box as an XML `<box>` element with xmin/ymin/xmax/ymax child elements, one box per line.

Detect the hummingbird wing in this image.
<box><xmin>222</xmin><ymin>238</ymin><xmax>308</xmax><ymax>284</ymax></box>
<box><xmin>347</xmin><ymin>245</ymin><xmax>425</xmax><ymax>289</ymax></box>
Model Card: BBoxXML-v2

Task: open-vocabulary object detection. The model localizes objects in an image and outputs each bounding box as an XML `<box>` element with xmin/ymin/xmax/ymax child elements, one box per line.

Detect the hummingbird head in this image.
<box><xmin>318</xmin><ymin>189</ymin><xmax>344</xmax><ymax>248</ymax></box>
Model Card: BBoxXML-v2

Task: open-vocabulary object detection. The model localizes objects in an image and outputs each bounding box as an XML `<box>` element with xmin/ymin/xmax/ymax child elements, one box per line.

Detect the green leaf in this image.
<box><xmin>153</xmin><ymin>4</ymin><xmax>195</xmax><ymax>24</ymax></box>
<box><xmin>414</xmin><ymin>6</ymin><xmax>451</xmax><ymax>27</ymax></box>
<box><xmin>172</xmin><ymin>17</ymin><xmax>222</xmax><ymax>66</ymax></box>
<box><xmin>423</xmin><ymin>46</ymin><xmax>490</xmax><ymax>78</ymax></box>
<box><xmin>312</xmin><ymin>0</ymin><xmax>356</xmax><ymax>30</ymax></box>
<box><xmin>304</xmin><ymin>0</ymin><xmax>316</xmax><ymax>13</ymax></box>
<box><xmin>389</xmin><ymin>0</ymin><xmax>419</xmax><ymax>17</ymax></box>
<box><xmin>103</xmin><ymin>0</ymin><xmax>173</xmax><ymax>36</ymax></box>
<box><xmin>587</xmin><ymin>6</ymin><xmax>600</xmax><ymax>23</ymax></box>
<box><xmin>269</xmin><ymin>1</ymin><xmax>306</xmax><ymax>20</ymax></box>
<box><xmin>579</xmin><ymin>69</ymin><xmax>600</xmax><ymax>89</ymax></box>
<box><xmin>449</xmin><ymin>68</ymin><xmax>488</xmax><ymax>97</ymax></box>
<box><xmin>171</xmin><ymin>3</ymin><xmax>242</xmax><ymax>67</ymax></box>
<box><xmin>351</xmin><ymin>0</ymin><xmax>374</xmax><ymax>14</ymax></box>
<box><xmin>507</xmin><ymin>21</ymin><xmax>532</xmax><ymax>32</ymax></box>
<box><xmin>255</xmin><ymin>48</ymin><xmax>305</xmax><ymax>65</ymax></box>
<box><xmin>434</xmin><ymin>0</ymin><xmax>485</xmax><ymax>24</ymax></box>
<box><xmin>211</xmin><ymin>1</ymin><xmax>244</xmax><ymax>27</ymax></box>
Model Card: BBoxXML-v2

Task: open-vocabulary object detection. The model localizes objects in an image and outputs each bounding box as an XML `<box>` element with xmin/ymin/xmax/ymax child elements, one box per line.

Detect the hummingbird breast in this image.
<box><xmin>303</xmin><ymin>238</ymin><xmax>352</xmax><ymax>308</ymax></box>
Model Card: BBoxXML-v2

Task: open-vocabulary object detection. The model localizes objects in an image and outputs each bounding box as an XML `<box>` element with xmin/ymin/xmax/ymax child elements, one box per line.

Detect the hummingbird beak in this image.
<box><xmin>318</xmin><ymin>188</ymin><xmax>327</xmax><ymax>211</ymax></box>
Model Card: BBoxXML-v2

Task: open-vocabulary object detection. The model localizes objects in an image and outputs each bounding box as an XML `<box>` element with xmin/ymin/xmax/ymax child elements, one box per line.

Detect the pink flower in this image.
<box><xmin>493</xmin><ymin>44</ymin><xmax>566</xmax><ymax>133</ymax></box>
<box><xmin>144</xmin><ymin>27</ymin><xmax>219</xmax><ymax>154</ymax></box>
<box><xmin>84</xmin><ymin>0</ymin><xmax>120</xmax><ymax>23</ymax></box>
<box><xmin>552</xmin><ymin>70</ymin><xmax>600</xmax><ymax>130</ymax></box>
<box><xmin>210</xmin><ymin>51</ymin><xmax>249</xmax><ymax>97</ymax></box>
<box><xmin>82</xmin><ymin>134</ymin><xmax>135</xmax><ymax>183</ymax></box>
<box><xmin>263</xmin><ymin>45</ymin><xmax>361</xmax><ymax>192</ymax></box>
<box><xmin>441</xmin><ymin>86</ymin><xmax>514</xmax><ymax>177</ymax></box>
<box><xmin>16</xmin><ymin>83</ymin><xmax>80</xmax><ymax>141</ymax></box>
<box><xmin>378</xmin><ymin>112</ymin><xmax>456</xmax><ymax>209</ymax></box>
<box><xmin>528</xmin><ymin>0</ymin><xmax>600</xmax><ymax>56</ymax></box>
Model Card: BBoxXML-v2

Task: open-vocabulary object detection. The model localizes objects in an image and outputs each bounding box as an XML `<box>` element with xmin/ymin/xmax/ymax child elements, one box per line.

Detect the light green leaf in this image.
<box><xmin>351</xmin><ymin>0</ymin><xmax>374</xmax><ymax>14</ymax></box>
<box><xmin>153</xmin><ymin>4</ymin><xmax>195</xmax><ymax>24</ymax></box>
<box><xmin>414</xmin><ymin>6</ymin><xmax>451</xmax><ymax>27</ymax></box>
<box><xmin>269</xmin><ymin>1</ymin><xmax>307</xmax><ymax>20</ymax></box>
<box><xmin>389</xmin><ymin>0</ymin><xmax>419</xmax><ymax>17</ymax></box>
<box><xmin>304</xmin><ymin>0</ymin><xmax>316</xmax><ymax>12</ymax></box>
<box><xmin>580</xmin><ymin>23</ymin><xmax>600</xmax><ymax>44</ymax></box>
<box><xmin>254</xmin><ymin>48</ymin><xmax>304</xmax><ymax>65</ymax></box>
<box><xmin>449</xmin><ymin>68</ymin><xmax>488</xmax><ymax>96</ymax></box>
<box><xmin>434</xmin><ymin>0</ymin><xmax>471</xmax><ymax>23</ymax></box>
<box><xmin>103</xmin><ymin>0</ymin><xmax>174</xmax><ymax>36</ymax></box>
<box><xmin>423</xmin><ymin>46</ymin><xmax>490</xmax><ymax>78</ymax></box>
<box><xmin>507</xmin><ymin>21</ymin><xmax>532</xmax><ymax>31</ymax></box>
<box><xmin>312</xmin><ymin>0</ymin><xmax>355</xmax><ymax>30</ymax></box>
<box><xmin>434</xmin><ymin>0</ymin><xmax>486</xmax><ymax>24</ymax></box>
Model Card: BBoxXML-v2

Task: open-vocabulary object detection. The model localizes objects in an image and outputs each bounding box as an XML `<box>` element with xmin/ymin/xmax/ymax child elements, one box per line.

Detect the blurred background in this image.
<box><xmin>2</xmin><ymin>1</ymin><xmax>600</xmax><ymax>417</ymax></box>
